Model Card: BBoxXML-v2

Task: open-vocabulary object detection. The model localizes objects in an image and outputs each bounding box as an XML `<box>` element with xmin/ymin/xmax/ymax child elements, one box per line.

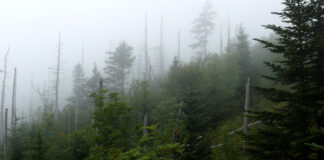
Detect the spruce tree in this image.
<box><xmin>104</xmin><ymin>41</ymin><xmax>135</xmax><ymax>92</ymax></box>
<box><xmin>70</xmin><ymin>63</ymin><xmax>87</xmax><ymax>129</ymax></box>
<box><xmin>72</xmin><ymin>63</ymin><xmax>87</xmax><ymax>99</ymax></box>
<box><xmin>246</xmin><ymin>0</ymin><xmax>324</xmax><ymax>159</ymax></box>
<box><xmin>190</xmin><ymin>0</ymin><xmax>216</xmax><ymax>57</ymax></box>
<box><xmin>235</xmin><ymin>24</ymin><xmax>251</xmax><ymax>93</ymax></box>
<box><xmin>86</xmin><ymin>63</ymin><xmax>102</xmax><ymax>94</ymax></box>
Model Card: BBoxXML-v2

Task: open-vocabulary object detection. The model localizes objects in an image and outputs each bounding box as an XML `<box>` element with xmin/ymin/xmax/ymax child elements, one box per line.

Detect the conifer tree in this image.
<box><xmin>235</xmin><ymin>24</ymin><xmax>251</xmax><ymax>93</ymax></box>
<box><xmin>190</xmin><ymin>0</ymin><xmax>216</xmax><ymax>57</ymax></box>
<box><xmin>104</xmin><ymin>41</ymin><xmax>135</xmax><ymax>92</ymax></box>
<box><xmin>246</xmin><ymin>0</ymin><xmax>324</xmax><ymax>159</ymax></box>
<box><xmin>86</xmin><ymin>64</ymin><xmax>102</xmax><ymax>94</ymax></box>
<box><xmin>70</xmin><ymin>63</ymin><xmax>87</xmax><ymax>130</ymax></box>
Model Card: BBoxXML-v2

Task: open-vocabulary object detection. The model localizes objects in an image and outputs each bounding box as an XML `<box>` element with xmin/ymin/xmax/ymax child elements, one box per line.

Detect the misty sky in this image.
<box><xmin>0</xmin><ymin>0</ymin><xmax>284</xmax><ymax>115</ymax></box>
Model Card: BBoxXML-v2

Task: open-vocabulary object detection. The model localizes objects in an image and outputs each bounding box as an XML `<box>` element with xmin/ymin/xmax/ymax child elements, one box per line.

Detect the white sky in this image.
<box><xmin>0</xmin><ymin>0</ymin><xmax>284</xmax><ymax>115</ymax></box>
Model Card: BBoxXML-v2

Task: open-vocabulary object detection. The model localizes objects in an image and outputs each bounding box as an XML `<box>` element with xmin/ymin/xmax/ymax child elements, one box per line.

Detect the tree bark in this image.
<box><xmin>54</xmin><ymin>33</ymin><xmax>62</xmax><ymax>121</ymax></box>
<box><xmin>74</xmin><ymin>100</ymin><xmax>78</xmax><ymax>130</ymax></box>
<box><xmin>177</xmin><ymin>30</ymin><xmax>181</xmax><ymax>60</ymax></box>
<box><xmin>243</xmin><ymin>77</ymin><xmax>250</xmax><ymax>151</ymax></box>
<box><xmin>11</xmin><ymin>68</ymin><xmax>17</xmax><ymax>136</ymax></box>
<box><xmin>0</xmin><ymin>48</ymin><xmax>9</xmax><ymax>143</ymax></box>
<box><xmin>4</xmin><ymin>108</ymin><xmax>7</xmax><ymax>160</ymax></box>
<box><xmin>143</xmin><ymin>112</ymin><xmax>148</xmax><ymax>136</ymax></box>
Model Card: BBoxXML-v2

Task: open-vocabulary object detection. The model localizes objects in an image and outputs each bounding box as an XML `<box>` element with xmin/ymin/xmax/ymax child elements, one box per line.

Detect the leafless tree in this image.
<box><xmin>243</xmin><ymin>77</ymin><xmax>250</xmax><ymax>151</ymax></box>
<box><xmin>49</xmin><ymin>33</ymin><xmax>63</xmax><ymax>121</ymax></box>
<box><xmin>34</xmin><ymin>83</ymin><xmax>53</xmax><ymax>114</ymax></box>
<box><xmin>0</xmin><ymin>47</ymin><xmax>9</xmax><ymax>143</ymax></box>
<box><xmin>4</xmin><ymin>108</ymin><xmax>8</xmax><ymax>160</ymax></box>
<box><xmin>11</xmin><ymin>68</ymin><xmax>17</xmax><ymax>136</ymax></box>
<box><xmin>177</xmin><ymin>30</ymin><xmax>181</xmax><ymax>60</ymax></box>
<box><xmin>160</xmin><ymin>13</ymin><xmax>165</xmax><ymax>75</ymax></box>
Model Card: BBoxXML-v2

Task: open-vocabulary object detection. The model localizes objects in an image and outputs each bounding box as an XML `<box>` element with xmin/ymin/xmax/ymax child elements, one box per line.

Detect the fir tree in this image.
<box><xmin>235</xmin><ymin>24</ymin><xmax>251</xmax><ymax>93</ymax></box>
<box><xmin>104</xmin><ymin>41</ymin><xmax>135</xmax><ymax>92</ymax></box>
<box><xmin>246</xmin><ymin>0</ymin><xmax>324</xmax><ymax>159</ymax></box>
<box><xmin>31</xmin><ymin>130</ymin><xmax>48</xmax><ymax>160</ymax></box>
<box><xmin>190</xmin><ymin>0</ymin><xmax>216</xmax><ymax>57</ymax></box>
<box><xmin>86</xmin><ymin>63</ymin><xmax>102</xmax><ymax>94</ymax></box>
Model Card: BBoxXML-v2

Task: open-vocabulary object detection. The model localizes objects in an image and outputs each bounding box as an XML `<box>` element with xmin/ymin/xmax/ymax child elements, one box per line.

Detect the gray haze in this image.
<box><xmin>0</xmin><ymin>0</ymin><xmax>283</xmax><ymax>115</ymax></box>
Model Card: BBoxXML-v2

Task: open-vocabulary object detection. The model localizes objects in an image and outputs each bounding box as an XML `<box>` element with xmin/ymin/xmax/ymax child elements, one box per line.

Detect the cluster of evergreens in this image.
<box><xmin>0</xmin><ymin>0</ymin><xmax>323</xmax><ymax>159</ymax></box>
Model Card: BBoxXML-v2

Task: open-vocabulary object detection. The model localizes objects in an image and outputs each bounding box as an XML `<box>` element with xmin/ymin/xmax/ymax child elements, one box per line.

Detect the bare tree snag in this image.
<box><xmin>226</xmin><ymin>16</ymin><xmax>231</xmax><ymax>53</ymax></box>
<box><xmin>11</xmin><ymin>68</ymin><xmax>17</xmax><ymax>136</ymax></box>
<box><xmin>34</xmin><ymin>83</ymin><xmax>52</xmax><ymax>113</ymax></box>
<box><xmin>138</xmin><ymin>55</ymin><xmax>141</xmax><ymax>80</ymax></box>
<box><xmin>143</xmin><ymin>112</ymin><xmax>148</xmax><ymax>136</ymax></box>
<box><xmin>3</xmin><ymin>108</ymin><xmax>7</xmax><ymax>160</ymax></box>
<box><xmin>81</xmin><ymin>42</ymin><xmax>85</xmax><ymax>71</ymax></box>
<box><xmin>177</xmin><ymin>30</ymin><xmax>181</xmax><ymax>60</ymax></box>
<box><xmin>243</xmin><ymin>77</ymin><xmax>250</xmax><ymax>151</ymax></box>
<box><xmin>54</xmin><ymin>33</ymin><xmax>62</xmax><ymax>121</ymax></box>
<box><xmin>0</xmin><ymin>47</ymin><xmax>9</xmax><ymax>143</ymax></box>
<box><xmin>220</xmin><ymin>24</ymin><xmax>224</xmax><ymax>55</ymax></box>
<box><xmin>29</xmin><ymin>73</ymin><xmax>34</xmax><ymax>121</ymax></box>
<box><xmin>144</xmin><ymin>13</ymin><xmax>149</xmax><ymax>81</ymax></box>
<box><xmin>160</xmin><ymin>13</ymin><xmax>164</xmax><ymax>75</ymax></box>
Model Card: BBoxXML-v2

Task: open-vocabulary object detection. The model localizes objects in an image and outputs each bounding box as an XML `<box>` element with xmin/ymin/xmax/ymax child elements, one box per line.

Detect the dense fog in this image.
<box><xmin>0</xmin><ymin>0</ymin><xmax>282</xmax><ymax>113</ymax></box>
<box><xmin>0</xmin><ymin>0</ymin><xmax>322</xmax><ymax>160</ymax></box>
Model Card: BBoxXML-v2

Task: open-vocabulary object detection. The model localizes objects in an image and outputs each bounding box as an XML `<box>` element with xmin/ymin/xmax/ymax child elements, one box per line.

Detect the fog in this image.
<box><xmin>0</xmin><ymin>0</ymin><xmax>283</xmax><ymax>115</ymax></box>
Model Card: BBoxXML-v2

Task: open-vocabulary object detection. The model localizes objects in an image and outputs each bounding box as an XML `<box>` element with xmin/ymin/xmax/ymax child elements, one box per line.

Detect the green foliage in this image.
<box><xmin>87</xmin><ymin>92</ymin><xmax>135</xmax><ymax>159</ymax></box>
<box><xmin>118</xmin><ymin>125</ymin><xmax>184</xmax><ymax>160</ymax></box>
<box><xmin>67</xmin><ymin>128</ymin><xmax>93</xmax><ymax>160</ymax></box>
<box><xmin>29</xmin><ymin>129</ymin><xmax>48</xmax><ymax>160</ymax></box>
<box><xmin>211</xmin><ymin>117</ymin><xmax>246</xmax><ymax>160</ymax></box>
<box><xmin>190</xmin><ymin>0</ymin><xmax>216</xmax><ymax>56</ymax></box>
<box><xmin>246</xmin><ymin>0</ymin><xmax>324</xmax><ymax>159</ymax></box>
<box><xmin>104</xmin><ymin>41</ymin><xmax>135</xmax><ymax>92</ymax></box>
<box><xmin>235</xmin><ymin>24</ymin><xmax>251</xmax><ymax>94</ymax></box>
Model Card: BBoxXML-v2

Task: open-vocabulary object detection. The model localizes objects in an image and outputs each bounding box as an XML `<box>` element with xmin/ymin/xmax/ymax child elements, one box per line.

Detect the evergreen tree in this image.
<box><xmin>190</xmin><ymin>0</ymin><xmax>216</xmax><ymax>57</ymax></box>
<box><xmin>246</xmin><ymin>0</ymin><xmax>324</xmax><ymax>159</ymax></box>
<box><xmin>104</xmin><ymin>41</ymin><xmax>135</xmax><ymax>93</ymax></box>
<box><xmin>86</xmin><ymin>63</ymin><xmax>102</xmax><ymax>94</ymax></box>
<box><xmin>69</xmin><ymin>63</ymin><xmax>87</xmax><ymax>129</ymax></box>
<box><xmin>31</xmin><ymin>129</ymin><xmax>48</xmax><ymax>160</ymax></box>
<box><xmin>88</xmin><ymin>92</ymin><xmax>135</xmax><ymax>159</ymax></box>
<box><xmin>235</xmin><ymin>24</ymin><xmax>251</xmax><ymax>93</ymax></box>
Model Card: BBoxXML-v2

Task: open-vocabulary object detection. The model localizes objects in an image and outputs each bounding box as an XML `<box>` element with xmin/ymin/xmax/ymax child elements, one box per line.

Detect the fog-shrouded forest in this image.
<box><xmin>0</xmin><ymin>0</ymin><xmax>323</xmax><ymax>159</ymax></box>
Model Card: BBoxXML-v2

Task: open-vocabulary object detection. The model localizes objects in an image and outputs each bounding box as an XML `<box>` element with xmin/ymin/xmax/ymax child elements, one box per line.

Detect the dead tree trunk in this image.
<box><xmin>74</xmin><ymin>100</ymin><xmax>78</xmax><ymax>130</ymax></box>
<box><xmin>81</xmin><ymin>43</ymin><xmax>85</xmax><ymax>71</ymax></box>
<box><xmin>144</xmin><ymin>13</ymin><xmax>149</xmax><ymax>81</ymax></box>
<box><xmin>177</xmin><ymin>30</ymin><xmax>181</xmax><ymax>61</ymax></box>
<box><xmin>11</xmin><ymin>68</ymin><xmax>17</xmax><ymax>136</ymax></box>
<box><xmin>0</xmin><ymin>48</ymin><xmax>9</xmax><ymax>143</ymax></box>
<box><xmin>138</xmin><ymin>55</ymin><xmax>141</xmax><ymax>80</ymax></box>
<box><xmin>54</xmin><ymin>33</ymin><xmax>62</xmax><ymax>121</ymax></box>
<box><xmin>143</xmin><ymin>112</ymin><xmax>148</xmax><ymax>136</ymax></box>
<box><xmin>29</xmin><ymin>73</ymin><xmax>34</xmax><ymax>121</ymax></box>
<box><xmin>226</xmin><ymin>16</ymin><xmax>231</xmax><ymax>53</ymax></box>
<box><xmin>243</xmin><ymin>77</ymin><xmax>250</xmax><ymax>151</ymax></box>
<box><xmin>4</xmin><ymin>108</ymin><xmax>8</xmax><ymax>160</ymax></box>
<box><xmin>220</xmin><ymin>24</ymin><xmax>224</xmax><ymax>55</ymax></box>
<box><xmin>160</xmin><ymin>13</ymin><xmax>164</xmax><ymax>75</ymax></box>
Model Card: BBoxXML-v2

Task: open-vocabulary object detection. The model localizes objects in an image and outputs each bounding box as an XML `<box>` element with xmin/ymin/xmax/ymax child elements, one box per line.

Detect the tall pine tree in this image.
<box><xmin>235</xmin><ymin>24</ymin><xmax>251</xmax><ymax>94</ymax></box>
<box><xmin>246</xmin><ymin>0</ymin><xmax>324</xmax><ymax>159</ymax></box>
<box><xmin>104</xmin><ymin>41</ymin><xmax>135</xmax><ymax>93</ymax></box>
<box><xmin>190</xmin><ymin>0</ymin><xmax>216</xmax><ymax>57</ymax></box>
